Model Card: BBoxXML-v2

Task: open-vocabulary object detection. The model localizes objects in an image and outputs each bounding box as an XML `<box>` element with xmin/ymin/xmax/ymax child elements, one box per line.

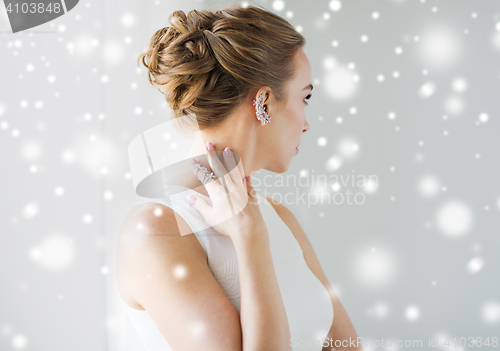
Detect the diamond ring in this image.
<box><xmin>194</xmin><ymin>162</ymin><xmax>216</xmax><ymax>184</ymax></box>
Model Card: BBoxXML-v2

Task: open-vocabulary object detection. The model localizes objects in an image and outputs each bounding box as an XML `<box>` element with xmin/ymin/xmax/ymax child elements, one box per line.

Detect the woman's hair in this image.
<box><xmin>137</xmin><ymin>3</ymin><xmax>305</xmax><ymax>129</ymax></box>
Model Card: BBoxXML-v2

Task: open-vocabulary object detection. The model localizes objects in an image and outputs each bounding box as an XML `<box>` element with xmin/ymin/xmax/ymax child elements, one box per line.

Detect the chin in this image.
<box><xmin>265</xmin><ymin>158</ymin><xmax>291</xmax><ymax>174</ymax></box>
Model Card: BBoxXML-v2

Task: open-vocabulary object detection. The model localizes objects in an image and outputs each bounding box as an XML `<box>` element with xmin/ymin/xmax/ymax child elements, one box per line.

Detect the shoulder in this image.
<box><xmin>117</xmin><ymin>201</ymin><xmax>205</xmax><ymax>253</ymax></box>
<box><xmin>116</xmin><ymin>202</ymin><xmax>206</xmax><ymax>308</ymax></box>
<box><xmin>118</xmin><ymin>201</ymin><xmax>199</xmax><ymax>238</ymax></box>
<box><xmin>116</xmin><ymin>203</ymin><xmax>242</xmax><ymax>347</ymax></box>
<box><xmin>119</xmin><ymin>202</ymin><xmax>176</xmax><ymax>237</ymax></box>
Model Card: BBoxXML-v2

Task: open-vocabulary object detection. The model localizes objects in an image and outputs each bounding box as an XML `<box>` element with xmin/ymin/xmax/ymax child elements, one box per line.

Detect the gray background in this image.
<box><xmin>0</xmin><ymin>0</ymin><xmax>499</xmax><ymax>350</ymax></box>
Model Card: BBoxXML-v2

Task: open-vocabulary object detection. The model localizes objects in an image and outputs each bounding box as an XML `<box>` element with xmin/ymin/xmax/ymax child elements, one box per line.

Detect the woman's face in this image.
<box><xmin>259</xmin><ymin>48</ymin><xmax>312</xmax><ymax>173</ymax></box>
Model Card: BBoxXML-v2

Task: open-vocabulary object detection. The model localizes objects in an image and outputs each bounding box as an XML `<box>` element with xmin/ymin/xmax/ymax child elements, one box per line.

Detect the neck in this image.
<box><xmin>166</xmin><ymin>108</ymin><xmax>262</xmax><ymax>197</ymax></box>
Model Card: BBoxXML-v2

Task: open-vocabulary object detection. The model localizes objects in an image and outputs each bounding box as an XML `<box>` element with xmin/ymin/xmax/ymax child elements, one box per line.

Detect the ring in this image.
<box><xmin>194</xmin><ymin>162</ymin><xmax>216</xmax><ymax>184</ymax></box>
<box><xmin>203</xmin><ymin>172</ymin><xmax>216</xmax><ymax>184</ymax></box>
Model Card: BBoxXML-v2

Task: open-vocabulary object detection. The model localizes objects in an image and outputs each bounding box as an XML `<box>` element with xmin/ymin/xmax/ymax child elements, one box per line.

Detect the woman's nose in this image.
<box><xmin>303</xmin><ymin>119</ymin><xmax>310</xmax><ymax>132</ymax></box>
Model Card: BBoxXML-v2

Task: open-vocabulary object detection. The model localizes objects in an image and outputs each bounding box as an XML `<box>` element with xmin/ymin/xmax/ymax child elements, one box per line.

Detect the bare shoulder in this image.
<box><xmin>116</xmin><ymin>202</ymin><xmax>191</xmax><ymax>253</ymax></box>
<box><xmin>115</xmin><ymin>202</ymin><xmax>242</xmax><ymax>349</ymax></box>
<box><xmin>117</xmin><ymin>201</ymin><xmax>204</xmax><ymax>240</ymax></box>
<box><xmin>118</xmin><ymin>202</ymin><xmax>182</xmax><ymax>238</ymax></box>
<box><xmin>116</xmin><ymin>202</ymin><xmax>206</xmax><ymax>309</ymax></box>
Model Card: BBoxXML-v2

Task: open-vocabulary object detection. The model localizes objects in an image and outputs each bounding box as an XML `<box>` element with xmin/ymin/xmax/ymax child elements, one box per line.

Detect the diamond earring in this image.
<box><xmin>252</xmin><ymin>92</ymin><xmax>271</xmax><ymax>125</ymax></box>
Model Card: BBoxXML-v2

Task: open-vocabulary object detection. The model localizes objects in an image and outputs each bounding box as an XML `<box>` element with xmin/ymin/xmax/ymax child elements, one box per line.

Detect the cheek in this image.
<box><xmin>284</xmin><ymin>103</ymin><xmax>304</xmax><ymax>125</ymax></box>
<box><xmin>274</xmin><ymin>104</ymin><xmax>304</xmax><ymax>147</ymax></box>
<box><xmin>292</xmin><ymin>110</ymin><xmax>305</xmax><ymax>131</ymax></box>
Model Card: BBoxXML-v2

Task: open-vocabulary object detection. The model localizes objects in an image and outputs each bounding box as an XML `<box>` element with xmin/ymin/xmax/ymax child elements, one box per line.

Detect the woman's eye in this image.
<box><xmin>304</xmin><ymin>93</ymin><xmax>312</xmax><ymax>105</ymax></box>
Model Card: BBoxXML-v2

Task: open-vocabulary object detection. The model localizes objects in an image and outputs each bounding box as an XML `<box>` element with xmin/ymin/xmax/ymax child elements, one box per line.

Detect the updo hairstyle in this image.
<box><xmin>137</xmin><ymin>4</ymin><xmax>305</xmax><ymax>129</ymax></box>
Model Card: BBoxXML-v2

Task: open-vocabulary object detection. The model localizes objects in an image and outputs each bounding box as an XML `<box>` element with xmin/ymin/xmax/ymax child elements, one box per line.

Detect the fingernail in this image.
<box><xmin>224</xmin><ymin>147</ymin><xmax>232</xmax><ymax>157</ymax></box>
<box><xmin>206</xmin><ymin>142</ymin><xmax>214</xmax><ymax>151</ymax></box>
<box><xmin>186</xmin><ymin>195</ymin><xmax>197</xmax><ymax>206</ymax></box>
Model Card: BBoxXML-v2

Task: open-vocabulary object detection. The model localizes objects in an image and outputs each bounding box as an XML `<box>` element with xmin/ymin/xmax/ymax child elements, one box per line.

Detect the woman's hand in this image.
<box><xmin>186</xmin><ymin>142</ymin><xmax>267</xmax><ymax>239</ymax></box>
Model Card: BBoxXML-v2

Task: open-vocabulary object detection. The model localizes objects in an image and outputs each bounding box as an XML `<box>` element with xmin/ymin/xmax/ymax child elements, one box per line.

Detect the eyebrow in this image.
<box><xmin>303</xmin><ymin>84</ymin><xmax>313</xmax><ymax>91</ymax></box>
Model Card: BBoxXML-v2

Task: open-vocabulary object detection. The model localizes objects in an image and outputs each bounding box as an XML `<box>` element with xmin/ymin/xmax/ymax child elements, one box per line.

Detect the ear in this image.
<box><xmin>254</xmin><ymin>87</ymin><xmax>272</xmax><ymax>106</ymax></box>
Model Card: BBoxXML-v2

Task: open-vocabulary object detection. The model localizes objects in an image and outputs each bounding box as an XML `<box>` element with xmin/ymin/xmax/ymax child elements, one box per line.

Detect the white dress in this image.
<box><xmin>122</xmin><ymin>185</ymin><xmax>334</xmax><ymax>351</ymax></box>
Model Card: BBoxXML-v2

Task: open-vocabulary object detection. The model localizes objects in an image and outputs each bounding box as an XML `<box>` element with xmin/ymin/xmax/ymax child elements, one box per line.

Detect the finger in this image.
<box><xmin>235</xmin><ymin>152</ymin><xmax>245</xmax><ymax>184</ymax></box>
<box><xmin>189</xmin><ymin>158</ymin><xmax>222</xmax><ymax>194</ymax></box>
<box><xmin>205</xmin><ymin>142</ymin><xmax>230</xmax><ymax>182</ymax></box>
<box><xmin>186</xmin><ymin>195</ymin><xmax>213</xmax><ymax>218</ymax></box>
<box><xmin>222</xmin><ymin>147</ymin><xmax>241</xmax><ymax>187</ymax></box>
<box><xmin>245</xmin><ymin>177</ymin><xmax>258</xmax><ymax>203</ymax></box>
<box><xmin>242</xmin><ymin>173</ymin><xmax>248</xmax><ymax>194</ymax></box>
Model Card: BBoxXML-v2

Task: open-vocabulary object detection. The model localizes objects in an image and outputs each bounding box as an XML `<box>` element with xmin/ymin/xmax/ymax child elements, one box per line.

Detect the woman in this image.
<box><xmin>116</xmin><ymin>4</ymin><xmax>361</xmax><ymax>351</ymax></box>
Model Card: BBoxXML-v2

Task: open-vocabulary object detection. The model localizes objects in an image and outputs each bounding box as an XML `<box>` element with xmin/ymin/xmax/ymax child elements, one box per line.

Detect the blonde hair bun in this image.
<box><xmin>138</xmin><ymin>5</ymin><xmax>305</xmax><ymax>129</ymax></box>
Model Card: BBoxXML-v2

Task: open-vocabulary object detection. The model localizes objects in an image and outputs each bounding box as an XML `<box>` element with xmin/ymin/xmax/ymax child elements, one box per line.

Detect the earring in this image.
<box><xmin>252</xmin><ymin>92</ymin><xmax>271</xmax><ymax>125</ymax></box>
